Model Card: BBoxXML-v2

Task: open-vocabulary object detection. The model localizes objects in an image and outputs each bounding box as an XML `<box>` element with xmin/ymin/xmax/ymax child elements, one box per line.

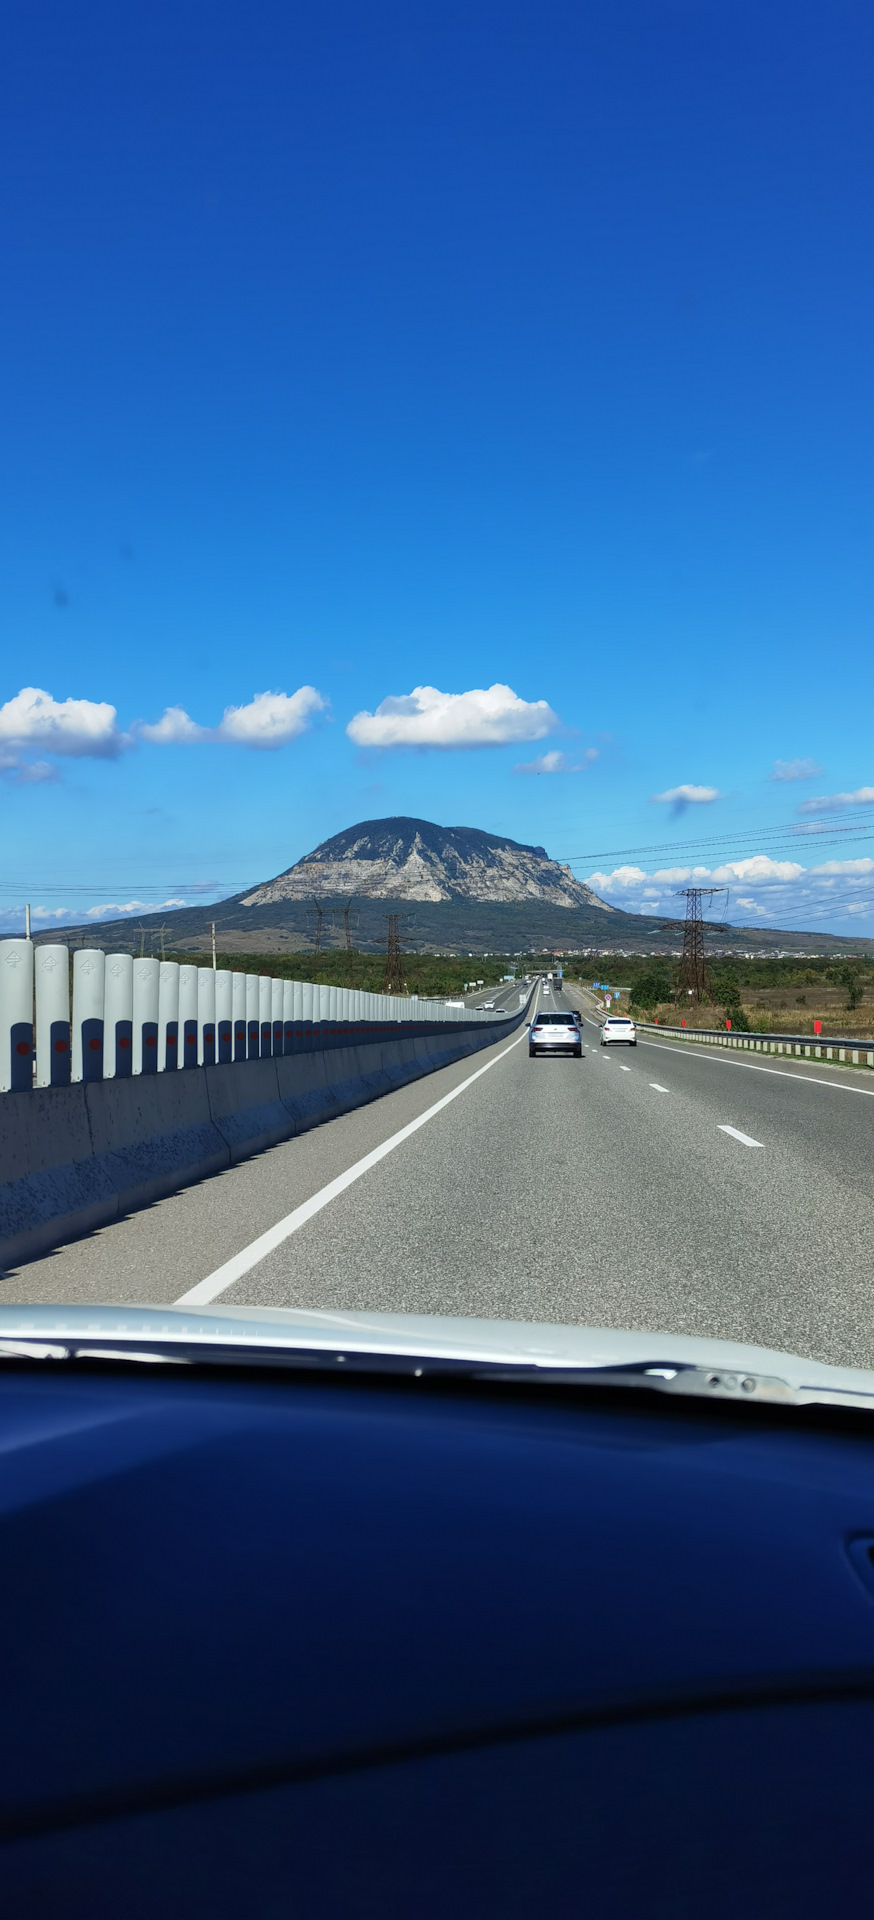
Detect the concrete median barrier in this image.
<box><xmin>0</xmin><ymin>1011</ymin><xmax>526</xmax><ymax>1274</ymax></box>
<box><xmin>206</xmin><ymin>1056</ymin><xmax>291</xmax><ymax>1162</ymax></box>
<box><xmin>89</xmin><ymin>1069</ymin><xmax>231</xmax><ymax>1216</ymax></box>
<box><xmin>0</xmin><ymin>1084</ymin><xmax>117</xmax><ymax>1271</ymax></box>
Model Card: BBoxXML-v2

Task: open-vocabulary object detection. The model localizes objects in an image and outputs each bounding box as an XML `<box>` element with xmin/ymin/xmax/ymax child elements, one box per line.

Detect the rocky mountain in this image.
<box><xmin>35</xmin><ymin>814</ymin><xmax>874</xmax><ymax>958</ymax></box>
<box><xmin>241</xmin><ymin>817</ymin><xmax>613</xmax><ymax>912</ymax></box>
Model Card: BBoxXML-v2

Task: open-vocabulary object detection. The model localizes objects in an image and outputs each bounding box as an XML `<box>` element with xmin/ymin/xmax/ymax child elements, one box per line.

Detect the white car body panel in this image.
<box><xmin>1</xmin><ymin>1302</ymin><xmax>873</xmax><ymax>1409</ymax></box>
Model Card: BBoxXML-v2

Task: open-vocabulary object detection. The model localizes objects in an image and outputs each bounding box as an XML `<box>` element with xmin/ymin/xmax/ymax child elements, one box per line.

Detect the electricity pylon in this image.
<box><xmin>675</xmin><ymin>887</ymin><xmax>727</xmax><ymax>1003</ymax></box>
<box><xmin>383</xmin><ymin>914</ymin><xmax>406</xmax><ymax>993</ymax></box>
<box><xmin>308</xmin><ymin>898</ymin><xmax>324</xmax><ymax>955</ymax></box>
<box><xmin>341</xmin><ymin>899</ymin><xmax>358</xmax><ymax>952</ymax></box>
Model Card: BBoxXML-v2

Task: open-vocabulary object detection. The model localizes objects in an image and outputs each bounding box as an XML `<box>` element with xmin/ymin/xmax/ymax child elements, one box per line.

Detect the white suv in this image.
<box><xmin>601</xmin><ymin>1016</ymin><xmax>637</xmax><ymax>1047</ymax></box>
<box><xmin>529</xmin><ymin>1012</ymin><xmax>582</xmax><ymax>1059</ymax></box>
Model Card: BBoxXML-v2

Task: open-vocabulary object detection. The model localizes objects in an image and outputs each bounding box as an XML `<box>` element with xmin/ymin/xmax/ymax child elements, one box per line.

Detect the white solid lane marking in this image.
<box><xmin>649</xmin><ymin>1083</ymin><xmax>669</xmax><ymax>1093</ymax></box>
<box><xmin>176</xmin><ymin>1025</ymin><xmax>532</xmax><ymax>1307</ymax></box>
<box><xmin>637</xmin><ymin>1037</ymin><xmax>874</xmax><ymax>1097</ymax></box>
<box><xmin>719</xmin><ymin>1124</ymin><xmax>764</xmax><ymax>1148</ymax></box>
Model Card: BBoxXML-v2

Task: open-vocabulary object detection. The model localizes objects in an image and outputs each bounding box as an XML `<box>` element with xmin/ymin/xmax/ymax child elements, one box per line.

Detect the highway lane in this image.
<box><xmin>2</xmin><ymin>1018</ymin><xmax>535</xmax><ymax>1314</ymax></box>
<box><xmin>464</xmin><ymin>981</ymin><xmax>526</xmax><ymax>1013</ymax></box>
<box><xmin>5</xmin><ymin>983</ymin><xmax>874</xmax><ymax>1369</ymax></box>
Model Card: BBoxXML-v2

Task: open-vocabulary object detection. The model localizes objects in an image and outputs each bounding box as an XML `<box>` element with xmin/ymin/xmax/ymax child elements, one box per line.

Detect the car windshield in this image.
<box><xmin>0</xmin><ymin>4</ymin><xmax>871</xmax><ymax>1399</ymax></box>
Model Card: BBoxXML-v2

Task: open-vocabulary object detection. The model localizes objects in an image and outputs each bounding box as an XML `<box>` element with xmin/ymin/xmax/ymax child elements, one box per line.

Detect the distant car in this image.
<box><xmin>482</xmin><ymin>1000</ymin><xmax>496</xmax><ymax>1010</ymax></box>
<box><xmin>569</xmin><ymin>1008</ymin><xmax>582</xmax><ymax>1027</ymax></box>
<box><xmin>529</xmin><ymin>1013</ymin><xmax>582</xmax><ymax>1059</ymax></box>
<box><xmin>601</xmin><ymin>1016</ymin><xmax>637</xmax><ymax>1047</ymax></box>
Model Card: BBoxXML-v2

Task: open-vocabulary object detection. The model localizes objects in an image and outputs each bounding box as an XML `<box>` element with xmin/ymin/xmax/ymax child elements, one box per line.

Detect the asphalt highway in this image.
<box><xmin>6</xmin><ymin>984</ymin><xmax>874</xmax><ymax>1370</ymax></box>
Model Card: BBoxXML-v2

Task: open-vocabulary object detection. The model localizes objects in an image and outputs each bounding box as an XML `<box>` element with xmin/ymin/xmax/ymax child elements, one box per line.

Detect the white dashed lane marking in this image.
<box><xmin>649</xmin><ymin>1083</ymin><xmax>669</xmax><ymax>1094</ymax></box>
<box><xmin>718</xmin><ymin>1125</ymin><xmax>764</xmax><ymax>1148</ymax></box>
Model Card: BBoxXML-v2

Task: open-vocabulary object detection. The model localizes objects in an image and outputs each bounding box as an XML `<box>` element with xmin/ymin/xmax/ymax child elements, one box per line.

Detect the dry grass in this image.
<box><xmin>649</xmin><ymin>987</ymin><xmax>874</xmax><ymax>1042</ymax></box>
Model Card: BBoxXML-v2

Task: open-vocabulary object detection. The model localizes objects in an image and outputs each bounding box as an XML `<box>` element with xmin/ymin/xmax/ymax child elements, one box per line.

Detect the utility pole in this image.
<box><xmin>25</xmin><ymin>903</ymin><xmax>31</xmax><ymax>940</ymax></box>
<box><xmin>211</xmin><ymin>921</ymin><xmax>217</xmax><ymax>970</ymax></box>
<box><xmin>383</xmin><ymin>914</ymin><xmax>405</xmax><ymax>994</ymax></box>
<box><xmin>310</xmin><ymin>898</ymin><xmax>324</xmax><ymax>956</ymax></box>
<box><xmin>675</xmin><ymin>888</ymin><xmax>727</xmax><ymax>1003</ymax></box>
<box><xmin>342</xmin><ymin>898</ymin><xmax>355</xmax><ymax>952</ymax></box>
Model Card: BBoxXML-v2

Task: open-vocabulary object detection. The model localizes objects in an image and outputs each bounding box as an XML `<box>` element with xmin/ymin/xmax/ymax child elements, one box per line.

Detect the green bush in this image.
<box><xmin>630</xmin><ymin>966</ymin><xmax>675</xmax><ymax>1011</ymax></box>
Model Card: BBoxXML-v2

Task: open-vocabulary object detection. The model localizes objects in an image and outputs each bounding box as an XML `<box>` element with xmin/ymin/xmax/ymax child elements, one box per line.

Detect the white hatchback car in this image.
<box><xmin>601</xmin><ymin>1015</ymin><xmax>637</xmax><ymax>1047</ymax></box>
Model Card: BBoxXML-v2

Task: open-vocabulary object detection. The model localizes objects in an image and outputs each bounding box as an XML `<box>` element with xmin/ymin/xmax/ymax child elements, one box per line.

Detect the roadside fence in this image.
<box><xmin>0</xmin><ymin>940</ymin><xmax>504</xmax><ymax>1094</ymax></box>
<box><xmin>636</xmin><ymin>1019</ymin><xmax>874</xmax><ymax>1070</ymax></box>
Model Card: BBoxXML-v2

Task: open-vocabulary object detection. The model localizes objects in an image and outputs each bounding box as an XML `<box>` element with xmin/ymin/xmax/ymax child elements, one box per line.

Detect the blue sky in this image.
<box><xmin>1</xmin><ymin>0</ymin><xmax>872</xmax><ymax>938</ymax></box>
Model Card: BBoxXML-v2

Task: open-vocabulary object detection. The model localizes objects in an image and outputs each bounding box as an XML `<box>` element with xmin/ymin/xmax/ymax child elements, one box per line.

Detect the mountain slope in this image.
<box><xmin>31</xmin><ymin>815</ymin><xmax>874</xmax><ymax>956</ymax></box>
<box><xmin>241</xmin><ymin>816</ymin><xmax>613</xmax><ymax>910</ymax></box>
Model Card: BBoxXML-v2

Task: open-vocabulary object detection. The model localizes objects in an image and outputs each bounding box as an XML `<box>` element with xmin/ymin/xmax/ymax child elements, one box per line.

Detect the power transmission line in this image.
<box><xmin>551</xmin><ymin>811</ymin><xmax>874</xmax><ymax>867</ymax></box>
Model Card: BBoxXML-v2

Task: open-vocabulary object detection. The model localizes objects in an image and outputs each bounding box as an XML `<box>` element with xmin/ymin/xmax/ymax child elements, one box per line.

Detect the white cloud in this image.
<box><xmin>347</xmin><ymin>683</ymin><xmax>558</xmax><ymax>750</ymax></box>
<box><xmin>4</xmin><ymin>683</ymin><xmax>327</xmax><ymax>775</ymax></box>
<box><xmin>138</xmin><ymin>688</ymin><xmax>325</xmax><ymax>749</ymax></box>
<box><xmin>138</xmin><ymin>706</ymin><xmax>207</xmax><ymax>745</ymax></box>
<box><xmin>652</xmin><ymin>783</ymin><xmax>720</xmax><ymax>813</ymax></box>
<box><xmin>217</xmin><ymin>687</ymin><xmax>325</xmax><ymax>747</ymax></box>
<box><xmin>86</xmin><ymin>897</ymin><xmax>188</xmax><ymax>919</ymax></box>
<box><xmin>1</xmin><ymin>882</ymin><xmax>226</xmax><ymax>934</ymax></box>
<box><xmin>771</xmin><ymin>757</ymin><xmax>823</xmax><ymax>782</ymax></box>
<box><xmin>583</xmin><ymin>846</ymin><xmax>874</xmax><ymax>935</ymax></box>
<box><xmin>0</xmin><ymin>686</ymin><xmax>124</xmax><ymax>774</ymax></box>
<box><xmin>651</xmin><ymin>865</ymin><xmax>713</xmax><ymax>884</ymax></box>
<box><xmin>799</xmin><ymin>787</ymin><xmax>874</xmax><ymax>813</ymax></box>
<box><xmin>588</xmin><ymin>864</ymin><xmax>732</xmax><ymax>891</ymax></box>
<box><xmin>589</xmin><ymin>855</ymin><xmax>804</xmax><ymax>891</ymax></box>
<box><xmin>810</xmin><ymin>858</ymin><xmax>874</xmax><ymax>876</ymax></box>
<box><xmin>586</xmin><ymin>865</ymin><xmax>650</xmax><ymax>892</ymax></box>
<box><xmin>15</xmin><ymin>760</ymin><xmax>58</xmax><ymax>785</ymax></box>
<box><xmin>710</xmin><ymin>857</ymin><xmax>805</xmax><ymax>883</ymax></box>
<box><xmin>514</xmin><ymin>748</ymin><xmax>597</xmax><ymax>775</ymax></box>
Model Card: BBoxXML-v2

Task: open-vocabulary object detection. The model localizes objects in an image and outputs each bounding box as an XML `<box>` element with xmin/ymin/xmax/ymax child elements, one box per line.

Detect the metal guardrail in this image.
<box><xmin>635</xmin><ymin>1020</ymin><xmax>874</xmax><ymax>1068</ymax></box>
<box><xmin>0</xmin><ymin>938</ymin><xmax>525</xmax><ymax>1093</ymax></box>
